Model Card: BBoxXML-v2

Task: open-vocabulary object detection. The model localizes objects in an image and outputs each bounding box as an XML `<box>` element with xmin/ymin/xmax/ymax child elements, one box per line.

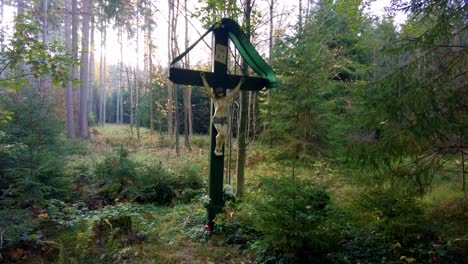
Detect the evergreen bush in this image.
<box><xmin>247</xmin><ymin>176</ymin><xmax>333</xmax><ymax>263</ymax></box>
<box><xmin>0</xmin><ymin>89</ymin><xmax>75</xmax><ymax>248</ymax></box>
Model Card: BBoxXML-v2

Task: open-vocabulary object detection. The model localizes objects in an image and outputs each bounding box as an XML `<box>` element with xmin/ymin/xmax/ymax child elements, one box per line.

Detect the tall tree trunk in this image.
<box><xmin>183</xmin><ymin>0</ymin><xmax>191</xmax><ymax>150</ymax></box>
<box><xmin>15</xmin><ymin>0</ymin><xmax>25</xmax><ymax>76</ymax></box>
<box><xmin>119</xmin><ymin>29</ymin><xmax>124</xmax><ymax>124</ymax></box>
<box><xmin>298</xmin><ymin>0</ymin><xmax>303</xmax><ymax>32</ymax></box>
<box><xmin>135</xmin><ymin>5</ymin><xmax>141</xmax><ymax>141</ymax></box>
<box><xmin>266</xmin><ymin>0</ymin><xmax>275</xmax><ymax>146</ymax></box>
<box><xmin>65</xmin><ymin>0</ymin><xmax>75</xmax><ymax>139</ymax></box>
<box><xmin>167</xmin><ymin>0</ymin><xmax>174</xmax><ymax>140</ymax></box>
<box><xmin>127</xmin><ymin>66</ymin><xmax>134</xmax><ymax>136</ymax></box>
<box><xmin>99</xmin><ymin>24</ymin><xmax>104</xmax><ymax>126</ymax></box>
<box><xmin>174</xmin><ymin>85</ymin><xmax>180</xmax><ymax>155</ymax></box>
<box><xmin>173</xmin><ymin>0</ymin><xmax>180</xmax><ymax>154</ymax></box>
<box><xmin>39</xmin><ymin>0</ymin><xmax>49</xmax><ymax>94</ymax></box>
<box><xmin>88</xmin><ymin>18</ymin><xmax>95</xmax><ymax>119</ymax></box>
<box><xmin>0</xmin><ymin>0</ymin><xmax>4</xmax><ymax>67</ymax></box>
<box><xmin>134</xmin><ymin>68</ymin><xmax>140</xmax><ymax>141</ymax></box>
<box><xmin>116</xmin><ymin>83</ymin><xmax>120</xmax><ymax>123</ymax></box>
<box><xmin>71</xmin><ymin>0</ymin><xmax>79</xmax><ymax>134</ymax></box>
<box><xmin>236</xmin><ymin>0</ymin><xmax>252</xmax><ymax>197</ymax></box>
<box><xmin>79</xmin><ymin>0</ymin><xmax>91</xmax><ymax>139</ymax></box>
<box><xmin>103</xmin><ymin>30</ymin><xmax>107</xmax><ymax>125</ymax></box>
<box><xmin>148</xmin><ymin>25</ymin><xmax>155</xmax><ymax>137</ymax></box>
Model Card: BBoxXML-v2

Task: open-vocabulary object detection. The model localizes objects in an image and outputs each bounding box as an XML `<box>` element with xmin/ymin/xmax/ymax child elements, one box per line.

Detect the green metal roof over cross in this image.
<box><xmin>169</xmin><ymin>18</ymin><xmax>277</xmax><ymax>90</ymax></box>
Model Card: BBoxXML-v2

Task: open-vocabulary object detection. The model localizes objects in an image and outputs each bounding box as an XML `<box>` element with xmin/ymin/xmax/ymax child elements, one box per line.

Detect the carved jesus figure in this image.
<box><xmin>201</xmin><ymin>72</ymin><xmax>245</xmax><ymax>156</ymax></box>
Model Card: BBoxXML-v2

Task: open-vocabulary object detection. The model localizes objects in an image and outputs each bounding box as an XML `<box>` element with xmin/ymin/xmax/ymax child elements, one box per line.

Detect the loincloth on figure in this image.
<box><xmin>212</xmin><ymin>116</ymin><xmax>228</xmax><ymax>126</ymax></box>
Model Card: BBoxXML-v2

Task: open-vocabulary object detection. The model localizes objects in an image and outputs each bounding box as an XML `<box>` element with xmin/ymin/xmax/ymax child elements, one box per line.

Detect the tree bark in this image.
<box><xmin>99</xmin><ymin>23</ymin><xmax>104</xmax><ymax>126</ymax></box>
<box><xmin>148</xmin><ymin>26</ymin><xmax>155</xmax><ymax>137</ymax></box>
<box><xmin>71</xmin><ymin>0</ymin><xmax>79</xmax><ymax>134</ymax></box>
<box><xmin>119</xmin><ymin>29</ymin><xmax>123</xmax><ymax>124</ymax></box>
<box><xmin>167</xmin><ymin>0</ymin><xmax>174</xmax><ymax>140</ymax></box>
<box><xmin>135</xmin><ymin>3</ymin><xmax>141</xmax><ymax>141</ymax></box>
<box><xmin>103</xmin><ymin>31</ymin><xmax>107</xmax><ymax>124</ymax></box>
<box><xmin>266</xmin><ymin>0</ymin><xmax>275</xmax><ymax>146</ymax></box>
<box><xmin>134</xmin><ymin>68</ymin><xmax>141</xmax><ymax>141</ymax></box>
<box><xmin>183</xmin><ymin>0</ymin><xmax>191</xmax><ymax>150</ymax></box>
<box><xmin>89</xmin><ymin>17</ymin><xmax>95</xmax><ymax>119</ymax></box>
<box><xmin>39</xmin><ymin>0</ymin><xmax>50</xmax><ymax>94</ymax></box>
<box><xmin>79</xmin><ymin>0</ymin><xmax>91</xmax><ymax>139</ymax></box>
<box><xmin>65</xmin><ymin>0</ymin><xmax>75</xmax><ymax>139</ymax></box>
<box><xmin>127</xmin><ymin>66</ymin><xmax>134</xmax><ymax>136</ymax></box>
<box><xmin>236</xmin><ymin>0</ymin><xmax>252</xmax><ymax>197</ymax></box>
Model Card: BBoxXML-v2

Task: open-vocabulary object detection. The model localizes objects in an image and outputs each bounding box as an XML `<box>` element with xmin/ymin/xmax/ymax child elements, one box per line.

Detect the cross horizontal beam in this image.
<box><xmin>169</xmin><ymin>68</ymin><xmax>270</xmax><ymax>91</ymax></box>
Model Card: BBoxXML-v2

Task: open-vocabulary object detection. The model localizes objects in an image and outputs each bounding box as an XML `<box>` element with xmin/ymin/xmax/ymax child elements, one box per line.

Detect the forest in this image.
<box><xmin>0</xmin><ymin>0</ymin><xmax>466</xmax><ymax>263</ymax></box>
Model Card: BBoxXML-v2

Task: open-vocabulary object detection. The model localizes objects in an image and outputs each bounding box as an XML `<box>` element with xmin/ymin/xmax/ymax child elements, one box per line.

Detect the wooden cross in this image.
<box><xmin>169</xmin><ymin>19</ymin><xmax>276</xmax><ymax>229</ymax></box>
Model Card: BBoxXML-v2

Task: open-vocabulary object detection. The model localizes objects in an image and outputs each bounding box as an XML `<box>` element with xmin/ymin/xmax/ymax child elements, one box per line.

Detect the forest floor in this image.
<box><xmin>25</xmin><ymin>125</ymin><xmax>259</xmax><ymax>263</ymax></box>
<box><xmin>10</xmin><ymin>124</ymin><xmax>466</xmax><ymax>263</ymax></box>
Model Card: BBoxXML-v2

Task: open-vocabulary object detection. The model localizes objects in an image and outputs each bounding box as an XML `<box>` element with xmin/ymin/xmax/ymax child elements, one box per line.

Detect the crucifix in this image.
<box><xmin>169</xmin><ymin>18</ymin><xmax>276</xmax><ymax>230</ymax></box>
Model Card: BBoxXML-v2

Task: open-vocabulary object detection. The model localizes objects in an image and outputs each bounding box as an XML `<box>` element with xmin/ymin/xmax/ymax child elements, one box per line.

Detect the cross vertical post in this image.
<box><xmin>206</xmin><ymin>26</ymin><xmax>229</xmax><ymax>228</ymax></box>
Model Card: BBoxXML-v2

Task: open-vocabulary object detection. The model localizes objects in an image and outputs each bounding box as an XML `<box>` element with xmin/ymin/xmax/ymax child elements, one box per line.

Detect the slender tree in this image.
<box><xmin>39</xmin><ymin>0</ymin><xmax>48</xmax><ymax>93</ymax></box>
<box><xmin>71</xmin><ymin>0</ymin><xmax>79</xmax><ymax>133</ymax></box>
<box><xmin>127</xmin><ymin>66</ymin><xmax>134</xmax><ymax>135</ymax></box>
<box><xmin>167</xmin><ymin>0</ymin><xmax>174</xmax><ymax>140</ymax></box>
<box><xmin>134</xmin><ymin>67</ymin><xmax>140</xmax><ymax>140</ymax></box>
<box><xmin>236</xmin><ymin>0</ymin><xmax>252</xmax><ymax>197</ymax></box>
<box><xmin>65</xmin><ymin>0</ymin><xmax>75</xmax><ymax>139</ymax></box>
<box><xmin>79</xmin><ymin>0</ymin><xmax>91</xmax><ymax>139</ymax></box>
<box><xmin>183</xmin><ymin>0</ymin><xmax>191</xmax><ymax>150</ymax></box>
<box><xmin>88</xmin><ymin>17</ymin><xmax>95</xmax><ymax>119</ymax></box>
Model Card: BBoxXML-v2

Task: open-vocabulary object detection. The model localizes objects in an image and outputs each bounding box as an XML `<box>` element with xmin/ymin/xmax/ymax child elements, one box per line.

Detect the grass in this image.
<box><xmin>15</xmin><ymin>124</ymin><xmax>466</xmax><ymax>263</ymax></box>
<box><xmin>52</xmin><ymin>124</ymin><xmax>253</xmax><ymax>263</ymax></box>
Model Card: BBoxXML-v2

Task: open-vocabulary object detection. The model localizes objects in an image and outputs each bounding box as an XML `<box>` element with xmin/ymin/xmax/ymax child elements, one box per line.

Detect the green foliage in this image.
<box><xmin>246</xmin><ymin>175</ymin><xmax>333</xmax><ymax>263</ymax></box>
<box><xmin>349</xmin><ymin>0</ymin><xmax>467</xmax><ymax>194</ymax></box>
<box><xmin>193</xmin><ymin>0</ymin><xmax>243</xmax><ymax>29</ymax></box>
<box><xmin>355</xmin><ymin>185</ymin><xmax>430</xmax><ymax>244</ymax></box>
<box><xmin>0</xmin><ymin>92</ymin><xmax>74</xmax><ymax>207</ymax></box>
<box><xmin>95</xmin><ymin>147</ymin><xmax>140</xmax><ymax>202</ymax></box>
<box><xmin>0</xmin><ymin>89</ymin><xmax>75</xmax><ymax>249</ymax></box>
<box><xmin>0</xmin><ymin>12</ymin><xmax>77</xmax><ymax>91</ymax></box>
<box><xmin>266</xmin><ymin>0</ymin><xmax>372</xmax><ymax>162</ymax></box>
<box><xmin>95</xmin><ymin>149</ymin><xmax>205</xmax><ymax>205</ymax></box>
<box><xmin>136</xmin><ymin>162</ymin><xmax>205</xmax><ymax>205</ymax></box>
<box><xmin>60</xmin><ymin>204</ymin><xmax>162</xmax><ymax>263</ymax></box>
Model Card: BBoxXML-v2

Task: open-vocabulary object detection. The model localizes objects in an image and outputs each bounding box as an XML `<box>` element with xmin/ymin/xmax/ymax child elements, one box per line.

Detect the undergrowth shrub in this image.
<box><xmin>95</xmin><ymin>149</ymin><xmax>205</xmax><ymax>205</ymax></box>
<box><xmin>355</xmin><ymin>186</ymin><xmax>431</xmax><ymax>244</ymax></box>
<box><xmin>135</xmin><ymin>162</ymin><xmax>205</xmax><ymax>205</ymax></box>
<box><xmin>0</xmin><ymin>90</ymin><xmax>75</xmax><ymax>251</ymax></box>
<box><xmin>134</xmin><ymin>162</ymin><xmax>175</xmax><ymax>205</ymax></box>
<box><xmin>95</xmin><ymin>147</ymin><xmax>140</xmax><ymax>202</ymax></box>
<box><xmin>246</xmin><ymin>176</ymin><xmax>334</xmax><ymax>263</ymax></box>
<box><xmin>350</xmin><ymin>185</ymin><xmax>465</xmax><ymax>263</ymax></box>
<box><xmin>60</xmin><ymin>204</ymin><xmax>157</xmax><ymax>263</ymax></box>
